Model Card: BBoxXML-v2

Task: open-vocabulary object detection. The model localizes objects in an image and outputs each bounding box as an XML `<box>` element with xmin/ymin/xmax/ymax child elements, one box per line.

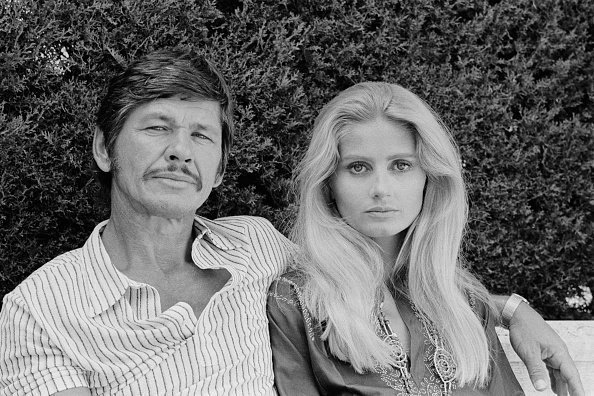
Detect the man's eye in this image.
<box><xmin>192</xmin><ymin>132</ymin><xmax>213</xmax><ymax>141</ymax></box>
<box><xmin>349</xmin><ymin>162</ymin><xmax>368</xmax><ymax>174</ymax></box>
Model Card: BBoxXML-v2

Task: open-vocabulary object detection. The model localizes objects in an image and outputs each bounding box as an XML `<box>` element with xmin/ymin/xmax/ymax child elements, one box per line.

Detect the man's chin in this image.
<box><xmin>141</xmin><ymin>198</ymin><xmax>206</xmax><ymax>220</ymax></box>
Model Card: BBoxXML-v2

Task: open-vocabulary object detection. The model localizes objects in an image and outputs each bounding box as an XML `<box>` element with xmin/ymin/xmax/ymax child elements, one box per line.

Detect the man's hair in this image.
<box><xmin>94</xmin><ymin>48</ymin><xmax>234</xmax><ymax>199</ymax></box>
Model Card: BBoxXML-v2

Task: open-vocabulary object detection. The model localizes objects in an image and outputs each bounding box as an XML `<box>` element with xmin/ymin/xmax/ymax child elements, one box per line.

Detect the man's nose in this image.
<box><xmin>165</xmin><ymin>131</ymin><xmax>192</xmax><ymax>163</ymax></box>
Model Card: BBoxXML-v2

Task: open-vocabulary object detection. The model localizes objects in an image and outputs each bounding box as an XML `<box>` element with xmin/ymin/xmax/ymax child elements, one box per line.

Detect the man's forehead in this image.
<box><xmin>139</xmin><ymin>96</ymin><xmax>221</xmax><ymax>113</ymax></box>
<box><xmin>131</xmin><ymin>97</ymin><xmax>222</xmax><ymax>128</ymax></box>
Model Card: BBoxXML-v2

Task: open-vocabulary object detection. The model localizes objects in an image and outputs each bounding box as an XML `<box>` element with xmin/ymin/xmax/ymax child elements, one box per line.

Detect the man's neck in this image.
<box><xmin>101</xmin><ymin>207</ymin><xmax>196</xmax><ymax>276</ymax></box>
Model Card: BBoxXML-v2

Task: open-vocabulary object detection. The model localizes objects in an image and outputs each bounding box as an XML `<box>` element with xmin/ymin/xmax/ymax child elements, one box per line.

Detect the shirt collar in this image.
<box><xmin>82</xmin><ymin>220</ymin><xmax>130</xmax><ymax>317</ymax></box>
<box><xmin>83</xmin><ymin>216</ymin><xmax>249</xmax><ymax>317</ymax></box>
<box><xmin>192</xmin><ymin>215</ymin><xmax>250</xmax><ymax>251</ymax></box>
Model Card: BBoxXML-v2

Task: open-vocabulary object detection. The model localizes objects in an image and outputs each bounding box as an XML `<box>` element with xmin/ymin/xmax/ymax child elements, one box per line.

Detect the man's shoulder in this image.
<box><xmin>213</xmin><ymin>215</ymin><xmax>277</xmax><ymax>231</ymax></box>
<box><xmin>5</xmin><ymin>247</ymin><xmax>85</xmax><ymax>303</ymax></box>
<box><xmin>197</xmin><ymin>215</ymin><xmax>296</xmax><ymax>274</ymax></box>
<box><xmin>205</xmin><ymin>215</ymin><xmax>291</xmax><ymax>245</ymax></box>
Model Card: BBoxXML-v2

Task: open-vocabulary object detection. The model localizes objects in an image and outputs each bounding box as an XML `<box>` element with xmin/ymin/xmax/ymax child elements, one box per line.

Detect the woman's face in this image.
<box><xmin>329</xmin><ymin>117</ymin><xmax>427</xmax><ymax>248</ymax></box>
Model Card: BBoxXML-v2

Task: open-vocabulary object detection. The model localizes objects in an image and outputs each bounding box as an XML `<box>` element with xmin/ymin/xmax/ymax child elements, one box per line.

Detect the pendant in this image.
<box><xmin>433</xmin><ymin>342</ymin><xmax>456</xmax><ymax>395</ymax></box>
<box><xmin>398</xmin><ymin>298</ymin><xmax>458</xmax><ymax>394</ymax></box>
<box><xmin>383</xmin><ymin>334</ymin><xmax>411</xmax><ymax>391</ymax></box>
<box><xmin>384</xmin><ymin>334</ymin><xmax>407</xmax><ymax>365</ymax></box>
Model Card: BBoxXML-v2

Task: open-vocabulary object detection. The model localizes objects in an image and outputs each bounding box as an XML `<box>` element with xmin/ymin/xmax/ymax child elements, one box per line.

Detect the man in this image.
<box><xmin>0</xmin><ymin>49</ymin><xmax>583</xmax><ymax>395</ymax></box>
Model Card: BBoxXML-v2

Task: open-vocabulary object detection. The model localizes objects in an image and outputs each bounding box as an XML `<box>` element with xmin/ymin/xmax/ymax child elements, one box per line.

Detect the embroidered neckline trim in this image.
<box><xmin>376</xmin><ymin>291</ymin><xmax>457</xmax><ymax>395</ymax></box>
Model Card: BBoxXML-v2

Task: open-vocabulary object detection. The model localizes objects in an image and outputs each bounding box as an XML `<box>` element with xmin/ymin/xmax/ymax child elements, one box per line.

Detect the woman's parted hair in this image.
<box><xmin>292</xmin><ymin>82</ymin><xmax>493</xmax><ymax>386</ymax></box>
<box><xmin>94</xmin><ymin>48</ymin><xmax>234</xmax><ymax>199</ymax></box>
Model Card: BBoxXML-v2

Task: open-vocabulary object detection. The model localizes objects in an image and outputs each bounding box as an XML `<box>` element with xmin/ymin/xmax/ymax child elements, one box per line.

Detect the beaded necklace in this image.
<box><xmin>377</xmin><ymin>293</ymin><xmax>457</xmax><ymax>395</ymax></box>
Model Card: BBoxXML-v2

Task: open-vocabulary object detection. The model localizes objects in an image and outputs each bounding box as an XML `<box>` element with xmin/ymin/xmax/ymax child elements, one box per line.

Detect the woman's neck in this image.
<box><xmin>372</xmin><ymin>233</ymin><xmax>405</xmax><ymax>271</ymax></box>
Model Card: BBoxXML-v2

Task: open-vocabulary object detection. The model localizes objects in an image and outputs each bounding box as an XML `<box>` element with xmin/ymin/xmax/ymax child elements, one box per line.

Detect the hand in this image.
<box><xmin>507</xmin><ymin>302</ymin><xmax>584</xmax><ymax>396</ymax></box>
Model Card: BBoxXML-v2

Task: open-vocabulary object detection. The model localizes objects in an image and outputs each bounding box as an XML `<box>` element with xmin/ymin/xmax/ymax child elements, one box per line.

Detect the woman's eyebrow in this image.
<box><xmin>340</xmin><ymin>152</ymin><xmax>417</xmax><ymax>161</ymax></box>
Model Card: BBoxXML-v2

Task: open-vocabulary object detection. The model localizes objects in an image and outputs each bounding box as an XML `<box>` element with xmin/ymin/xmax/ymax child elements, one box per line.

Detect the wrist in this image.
<box><xmin>501</xmin><ymin>293</ymin><xmax>529</xmax><ymax>328</ymax></box>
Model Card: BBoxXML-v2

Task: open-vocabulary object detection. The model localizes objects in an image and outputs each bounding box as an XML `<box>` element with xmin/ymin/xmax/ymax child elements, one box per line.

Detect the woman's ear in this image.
<box><xmin>93</xmin><ymin>127</ymin><xmax>111</xmax><ymax>172</ymax></box>
<box><xmin>422</xmin><ymin>177</ymin><xmax>428</xmax><ymax>197</ymax></box>
<box><xmin>326</xmin><ymin>183</ymin><xmax>336</xmax><ymax>206</ymax></box>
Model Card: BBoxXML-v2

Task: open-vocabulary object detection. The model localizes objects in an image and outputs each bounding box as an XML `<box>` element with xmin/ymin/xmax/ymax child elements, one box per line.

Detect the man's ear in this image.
<box><xmin>93</xmin><ymin>127</ymin><xmax>111</xmax><ymax>172</ymax></box>
<box><xmin>213</xmin><ymin>172</ymin><xmax>224</xmax><ymax>188</ymax></box>
<box><xmin>213</xmin><ymin>158</ymin><xmax>225</xmax><ymax>188</ymax></box>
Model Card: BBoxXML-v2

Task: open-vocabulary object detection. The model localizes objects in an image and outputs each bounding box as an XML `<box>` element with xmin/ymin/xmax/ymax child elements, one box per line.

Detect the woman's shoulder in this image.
<box><xmin>270</xmin><ymin>270</ymin><xmax>306</xmax><ymax>291</ymax></box>
<box><xmin>465</xmin><ymin>291</ymin><xmax>499</xmax><ymax>327</ymax></box>
<box><xmin>268</xmin><ymin>270</ymin><xmax>307</xmax><ymax>304</ymax></box>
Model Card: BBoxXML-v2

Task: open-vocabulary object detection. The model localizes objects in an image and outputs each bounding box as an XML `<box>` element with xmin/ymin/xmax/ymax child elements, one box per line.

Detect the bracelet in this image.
<box><xmin>501</xmin><ymin>293</ymin><xmax>529</xmax><ymax>328</ymax></box>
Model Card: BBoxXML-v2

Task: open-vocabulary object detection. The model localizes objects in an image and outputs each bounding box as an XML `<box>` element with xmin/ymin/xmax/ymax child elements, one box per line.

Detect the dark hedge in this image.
<box><xmin>1</xmin><ymin>0</ymin><xmax>592</xmax><ymax>319</ymax></box>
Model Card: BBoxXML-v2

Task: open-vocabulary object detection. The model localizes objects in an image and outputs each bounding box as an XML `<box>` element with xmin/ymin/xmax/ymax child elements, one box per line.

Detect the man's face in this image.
<box><xmin>106</xmin><ymin>95</ymin><xmax>223</xmax><ymax>220</ymax></box>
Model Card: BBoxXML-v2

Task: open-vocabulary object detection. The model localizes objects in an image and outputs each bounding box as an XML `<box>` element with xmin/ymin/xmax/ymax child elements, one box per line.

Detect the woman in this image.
<box><xmin>267</xmin><ymin>82</ymin><xmax>523</xmax><ymax>395</ymax></box>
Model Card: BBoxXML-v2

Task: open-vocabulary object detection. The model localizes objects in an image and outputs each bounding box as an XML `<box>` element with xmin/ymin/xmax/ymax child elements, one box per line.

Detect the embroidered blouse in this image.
<box><xmin>267</xmin><ymin>272</ymin><xmax>525</xmax><ymax>396</ymax></box>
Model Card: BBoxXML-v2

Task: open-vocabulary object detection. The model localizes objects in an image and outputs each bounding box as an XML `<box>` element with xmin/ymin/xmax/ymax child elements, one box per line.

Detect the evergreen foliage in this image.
<box><xmin>1</xmin><ymin>0</ymin><xmax>592</xmax><ymax>318</ymax></box>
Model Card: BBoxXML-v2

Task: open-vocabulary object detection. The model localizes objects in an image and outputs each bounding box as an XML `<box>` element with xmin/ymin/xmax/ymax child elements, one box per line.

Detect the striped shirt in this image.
<box><xmin>0</xmin><ymin>215</ymin><xmax>294</xmax><ymax>395</ymax></box>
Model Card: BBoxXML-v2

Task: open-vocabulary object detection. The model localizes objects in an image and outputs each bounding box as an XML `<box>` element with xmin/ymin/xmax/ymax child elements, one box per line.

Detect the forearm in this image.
<box><xmin>490</xmin><ymin>293</ymin><xmax>584</xmax><ymax>394</ymax></box>
<box><xmin>489</xmin><ymin>293</ymin><xmax>530</xmax><ymax>327</ymax></box>
<box><xmin>489</xmin><ymin>294</ymin><xmax>511</xmax><ymax>326</ymax></box>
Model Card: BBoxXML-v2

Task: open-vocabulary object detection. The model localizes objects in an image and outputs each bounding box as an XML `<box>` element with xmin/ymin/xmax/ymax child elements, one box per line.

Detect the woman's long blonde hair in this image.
<box><xmin>292</xmin><ymin>82</ymin><xmax>494</xmax><ymax>387</ymax></box>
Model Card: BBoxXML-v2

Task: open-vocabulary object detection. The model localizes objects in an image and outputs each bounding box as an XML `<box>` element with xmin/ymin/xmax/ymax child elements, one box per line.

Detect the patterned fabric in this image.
<box><xmin>0</xmin><ymin>216</ymin><xmax>294</xmax><ymax>396</ymax></box>
<box><xmin>267</xmin><ymin>272</ymin><xmax>525</xmax><ymax>396</ymax></box>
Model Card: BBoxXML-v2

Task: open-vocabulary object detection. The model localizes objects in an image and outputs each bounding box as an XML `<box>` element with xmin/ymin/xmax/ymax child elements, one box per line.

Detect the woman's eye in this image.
<box><xmin>393</xmin><ymin>161</ymin><xmax>411</xmax><ymax>171</ymax></box>
<box><xmin>349</xmin><ymin>162</ymin><xmax>368</xmax><ymax>174</ymax></box>
<box><xmin>147</xmin><ymin>126</ymin><xmax>167</xmax><ymax>131</ymax></box>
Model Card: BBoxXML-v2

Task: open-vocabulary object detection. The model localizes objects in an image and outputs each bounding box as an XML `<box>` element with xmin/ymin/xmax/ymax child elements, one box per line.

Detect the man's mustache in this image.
<box><xmin>143</xmin><ymin>164</ymin><xmax>202</xmax><ymax>189</ymax></box>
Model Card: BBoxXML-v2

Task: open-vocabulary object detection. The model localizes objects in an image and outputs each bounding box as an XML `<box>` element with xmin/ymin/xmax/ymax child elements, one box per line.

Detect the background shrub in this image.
<box><xmin>1</xmin><ymin>0</ymin><xmax>592</xmax><ymax>318</ymax></box>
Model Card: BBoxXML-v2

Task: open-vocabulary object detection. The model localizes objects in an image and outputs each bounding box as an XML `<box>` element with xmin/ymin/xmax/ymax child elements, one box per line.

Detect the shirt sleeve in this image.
<box><xmin>0</xmin><ymin>293</ymin><xmax>89</xmax><ymax>396</ymax></box>
<box><xmin>267</xmin><ymin>279</ymin><xmax>322</xmax><ymax>396</ymax></box>
<box><xmin>249</xmin><ymin>216</ymin><xmax>298</xmax><ymax>274</ymax></box>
